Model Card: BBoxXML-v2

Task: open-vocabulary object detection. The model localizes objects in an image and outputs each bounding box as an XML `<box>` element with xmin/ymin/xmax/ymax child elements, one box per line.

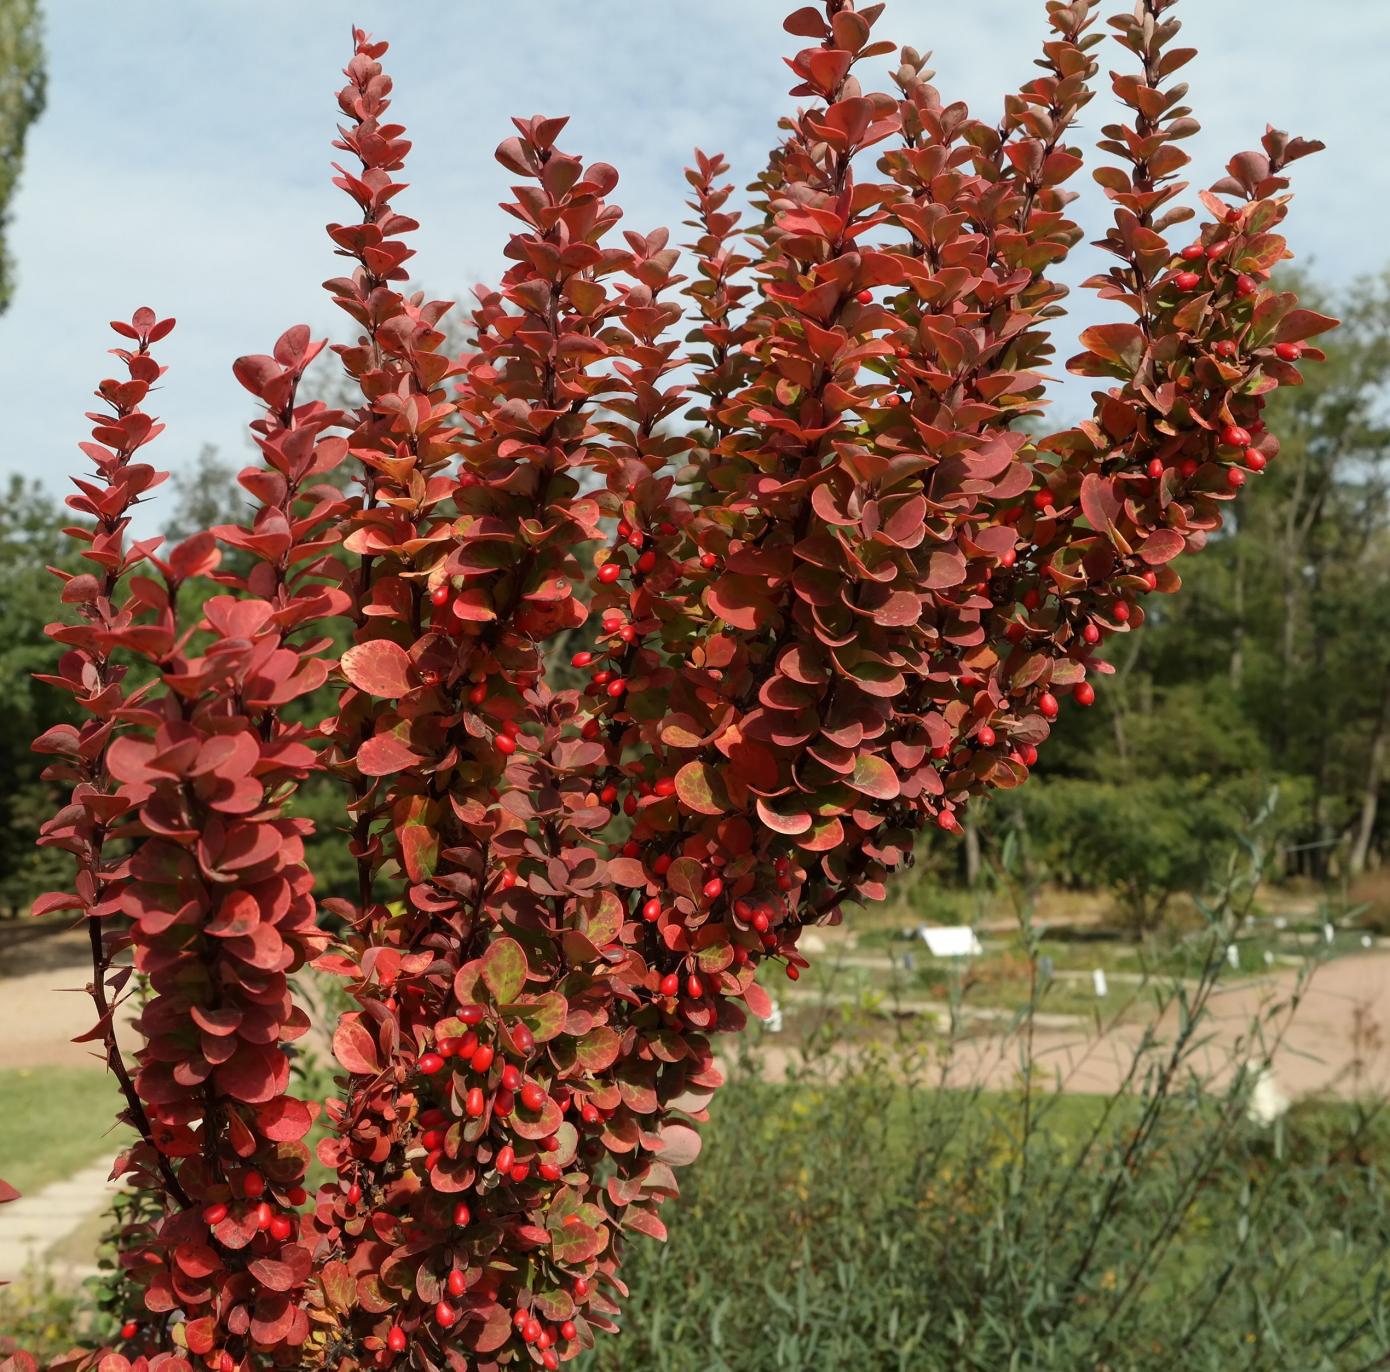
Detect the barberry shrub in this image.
<box><xmin>8</xmin><ymin>1</ymin><xmax>1333</xmax><ymax>1369</ymax></box>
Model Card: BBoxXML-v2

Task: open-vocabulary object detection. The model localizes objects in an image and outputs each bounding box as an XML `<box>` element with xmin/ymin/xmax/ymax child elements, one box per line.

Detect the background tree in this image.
<box><xmin>0</xmin><ymin>0</ymin><xmax>45</xmax><ymax>314</ymax></box>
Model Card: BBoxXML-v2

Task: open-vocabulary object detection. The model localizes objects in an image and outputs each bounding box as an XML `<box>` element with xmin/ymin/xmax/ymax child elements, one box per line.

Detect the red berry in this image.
<box><xmin>1178</xmin><ymin>457</ymin><xmax>1199</xmax><ymax>479</ymax></box>
<box><xmin>502</xmin><ymin>1063</ymin><xmax>522</xmax><ymax>1091</ymax></box>
<box><xmin>387</xmin><ymin>1327</ymin><xmax>407</xmax><ymax>1354</ymax></box>
<box><xmin>1220</xmin><ymin>424</ymin><xmax>1252</xmax><ymax>449</ymax></box>
<box><xmin>458</xmin><ymin>1004</ymin><xmax>487</xmax><ymax>1025</ymax></box>
<box><xmin>512</xmin><ymin>1023</ymin><xmax>536</xmax><ymax>1056</ymax></box>
<box><xmin>571</xmin><ymin>650</ymin><xmax>594</xmax><ymax>668</ymax></box>
<box><xmin>1082</xmin><ymin>623</ymin><xmax>1101</xmax><ymax>645</ymax></box>
<box><xmin>447</xmin><ymin>1269</ymin><xmax>468</xmax><ymax>1298</ymax></box>
<box><xmin>653</xmin><ymin>776</ymin><xmax>676</xmax><ymax>797</ymax></box>
<box><xmin>1038</xmin><ymin>691</ymin><xmax>1059</xmax><ymax>720</ymax></box>
<box><xmin>598</xmin><ymin>562</ymin><xmax>622</xmax><ymax>584</ymax></box>
<box><xmin>430</xmin><ymin>584</ymin><xmax>449</xmax><ymax>607</ymax></box>
<box><xmin>1033</xmin><ymin>489</ymin><xmax>1055</xmax><ymax>511</ymax></box>
<box><xmin>752</xmin><ymin>911</ymin><xmax>770</xmax><ymax>933</ymax></box>
<box><xmin>606</xmin><ymin>678</ymin><xmax>626</xmax><ymax>698</ymax></box>
<box><xmin>1244</xmin><ymin>448</ymin><xmax>1267</xmax><ymax>472</ymax></box>
<box><xmin>1275</xmin><ymin>341</ymin><xmax>1303</xmax><ymax>362</ymax></box>
<box><xmin>255</xmin><ymin>1201</ymin><xmax>273</xmax><ymax>1230</ymax></box>
<box><xmin>287</xmin><ymin>1185</ymin><xmax>307</xmax><ymax>1207</ymax></box>
<box><xmin>1214</xmin><ymin>339</ymin><xmax>1237</xmax><ymax>359</ymax></box>
<box><xmin>642</xmin><ymin>898</ymin><xmax>662</xmax><ymax>922</ymax></box>
<box><xmin>659</xmin><ymin>973</ymin><xmax>679</xmax><ymax>997</ymax></box>
<box><xmin>686</xmin><ymin>973</ymin><xmax>705</xmax><ymax>999</ymax></box>
<box><xmin>1174</xmin><ymin>271</ymin><xmax>1202</xmax><ymax>291</ymax></box>
<box><xmin>1112</xmin><ymin>601</ymin><xmax>1131</xmax><ymax>623</ymax></box>
<box><xmin>1180</xmin><ymin>244</ymin><xmax>1204</xmax><ymax>261</ymax></box>
<box><xmin>465</xmin><ymin>1087</ymin><xmax>485</xmax><ymax>1118</ymax></box>
<box><xmin>471</xmin><ymin>1043</ymin><xmax>495</xmax><ymax>1073</ymax></box>
<box><xmin>636</xmin><ymin>549</ymin><xmax>657</xmax><ymax>574</ymax></box>
<box><xmin>1236</xmin><ymin>274</ymin><xmax>1257</xmax><ymax>297</ymax></box>
<box><xmin>786</xmin><ymin>963</ymin><xmax>801</xmax><ymax>981</ymax></box>
<box><xmin>435</xmin><ymin>1301</ymin><xmax>459</xmax><ymax>1328</ymax></box>
<box><xmin>539</xmin><ymin>1161</ymin><xmax>562</xmax><ymax>1181</ymax></box>
<box><xmin>1140</xmin><ymin>570</ymin><xmax>1158</xmax><ymax>592</ymax></box>
<box><xmin>1146</xmin><ymin>458</ymin><xmax>1164</xmax><ymax>480</ymax></box>
<box><xmin>653</xmin><ymin>853</ymin><xmax>673</xmax><ymax>875</ymax></box>
<box><xmin>702</xmin><ymin>876</ymin><xmax>724</xmax><ymax>900</ymax></box>
<box><xmin>242</xmin><ymin>1170</ymin><xmax>265</xmax><ymax>1199</ymax></box>
<box><xmin>120</xmin><ymin>1321</ymin><xmax>138</xmax><ymax>1341</ymax></box>
<box><xmin>453</xmin><ymin>1200</ymin><xmax>471</xmax><ymax>1226</ymax></box>
<box><xmin>418</xmin><ymin>1052</ymin><xmax>445</xmax><ymax>1076</ymax></box>
<box><xmin>495</xmin><ymin>733</ymin><xmax>517</xmax><ymax>757</ymax></box>
<box><xmin>1073</xmin><ymin>682</ymin><xmax>1096</xmax><ymax>707</ymax></box>
<box><xmin>855</xmin><ymin>288</ymin><xmax>872</xmax><ymax>304</ymax></box>
<box><xmin>496</xmin><ymin>1145</ymin><xmax>516</xmax><ymax>1175</ymax></box>
<box><xmin>203</xmin><ymin>1202</ymin><xmax>228</xmax><ymax>1226</ymax></box>
<box><xmin>543</xmin><ymin>1352</ymin><xmax>559</xmax><ymax>1371</ymax></box>
<box><xmin>1020</xmin><ymin>743</ymin><xmax>1038</xmax><ymax>766</ymax></box>
<box><xmin>560</xmin><ymin>1321</ymin><xmax>577</xmax><ymax>1342</ymax></box>
<box><xmin>574</xmin><ymin>1278</ymin><xmax>591</xmax><ymax>1299</ymax></box>
<box><xmin>269</xmin><ymin>1214</ymin><xmax>293</xmax><ymax>1241</ymax></box>
<box><xmin>346</xmin><ymin>1182</ymin><xmax>363</xmax><ymax>1206</ymax></box>
<box><xmin>976</xmin><ymin>725</ymin><xmax>996</xmax><ymax>749</ymax></box>
<box><xmin>520</xmin><ymin>1083</ymin><xmax>546</xmax><ymax>1112</ymax></box>
<box><xmin>1227</xmin><ymin>466</ymin><xmax>1246</xmax><ymax>489</ymax></box>
<box><xmin>699</xmin><ymin>551</ymin><xmax>718</xmax><ymax>570</ymax></box>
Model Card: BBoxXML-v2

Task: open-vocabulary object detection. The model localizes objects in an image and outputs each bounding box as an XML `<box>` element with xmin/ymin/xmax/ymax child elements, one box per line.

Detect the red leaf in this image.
<box><xmin>332</xmin><ymin>1014</ymin><xmax>382</xmax><ymax>1076</ymax></box>
<box><xmin>341</xmin><ymin>639</ymin><xmax>414</xmax><ymax>698</ymax></box>
<box><xmin>1139</xmin><ymin>529</ymin><xmax>1185</xmax><ymax>565</ymax></box>
<box><xmin>356</xmin><ymin>727</ymin><xmax>423</xmax><ymax>776</ymax></box>
<box><xmin>255</xmin><ymin>1096</ymin><xmax>314</xmax><ymax>1142</ymax></box>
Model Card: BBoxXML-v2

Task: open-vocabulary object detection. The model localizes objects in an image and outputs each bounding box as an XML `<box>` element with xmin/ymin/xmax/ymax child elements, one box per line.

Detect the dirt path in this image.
<box><xmin>0</xmin><ymin>940</ymin><xmax>139</xmax><ymax>1072</ymax></box>
<box><xmin>3</xmin><ymin>923</ymin><xmax>1386</xmax><ymax>1095</ymax></box>
<box><xmin>755</xmin><ymin>951</ymin><xmax>1390</xmax><ymax>1099</ymax></box>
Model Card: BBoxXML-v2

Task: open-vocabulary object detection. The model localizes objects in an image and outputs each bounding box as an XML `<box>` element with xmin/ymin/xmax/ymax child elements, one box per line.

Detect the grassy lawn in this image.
<box><xmin>0</xmin><ymin>1067</ymin><xmax>129</xmax><ymax>1196</ymax></box>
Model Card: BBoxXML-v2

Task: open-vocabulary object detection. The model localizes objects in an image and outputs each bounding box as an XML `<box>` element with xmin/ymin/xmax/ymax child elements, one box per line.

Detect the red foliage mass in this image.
<box><xmin>14</xmin><ymin>3</ymin><xmax>1332</xmax><ymax>1369</ymax></box>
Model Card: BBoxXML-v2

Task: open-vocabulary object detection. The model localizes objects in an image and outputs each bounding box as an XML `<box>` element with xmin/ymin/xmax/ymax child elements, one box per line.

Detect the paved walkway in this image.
<box><xmin>0</xmin><ymin>1157</ymin><xmax>118</xmax><ymax>1283</ymax></box>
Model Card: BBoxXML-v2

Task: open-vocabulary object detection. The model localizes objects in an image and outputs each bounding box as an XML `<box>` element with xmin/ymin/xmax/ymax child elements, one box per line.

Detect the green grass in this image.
<box><xmin>0</xmin><ymin>1067</ymin><xmax>128</xmax><ymax>1196</ymax></box>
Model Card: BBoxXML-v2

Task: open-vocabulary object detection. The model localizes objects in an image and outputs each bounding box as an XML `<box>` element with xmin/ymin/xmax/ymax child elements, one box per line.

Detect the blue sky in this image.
<box><xmin>4</xmin><ymin>1</ymin><xmax>1388</xmax><ymax>508</ymax></box>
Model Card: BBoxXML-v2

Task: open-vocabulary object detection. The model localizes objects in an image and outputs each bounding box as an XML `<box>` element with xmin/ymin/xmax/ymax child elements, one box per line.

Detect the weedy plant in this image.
<box><xmin>570</xmin><ymin>808</ymin><xmax>1390</xmax><ymax>1372</ymax></box>
<box><xmin>4</xmin><ymin>1</ymin><xmax>1336</xmax><ymax>1368</ymax></box>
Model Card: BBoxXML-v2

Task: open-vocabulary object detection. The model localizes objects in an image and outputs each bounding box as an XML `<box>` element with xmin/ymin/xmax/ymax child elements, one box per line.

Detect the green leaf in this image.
<box><xmin>550</xmin><ymin>1218</ymin><xmax>606</xmax><ymax>1264</ymax></box>
<box><xmin>503</xmin><ymin>991</ymin><xmax>567</xmax><ymax>1043</ymax></box>
<box><xmin>482</xmin><ymin>936</ymin><xmax>527</xmax><ymax>1004</ymax></box>
<box><xmin>675</xmin><ymin>761</ymin><xmax>729</xmax><ymax>816</ymax></box>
